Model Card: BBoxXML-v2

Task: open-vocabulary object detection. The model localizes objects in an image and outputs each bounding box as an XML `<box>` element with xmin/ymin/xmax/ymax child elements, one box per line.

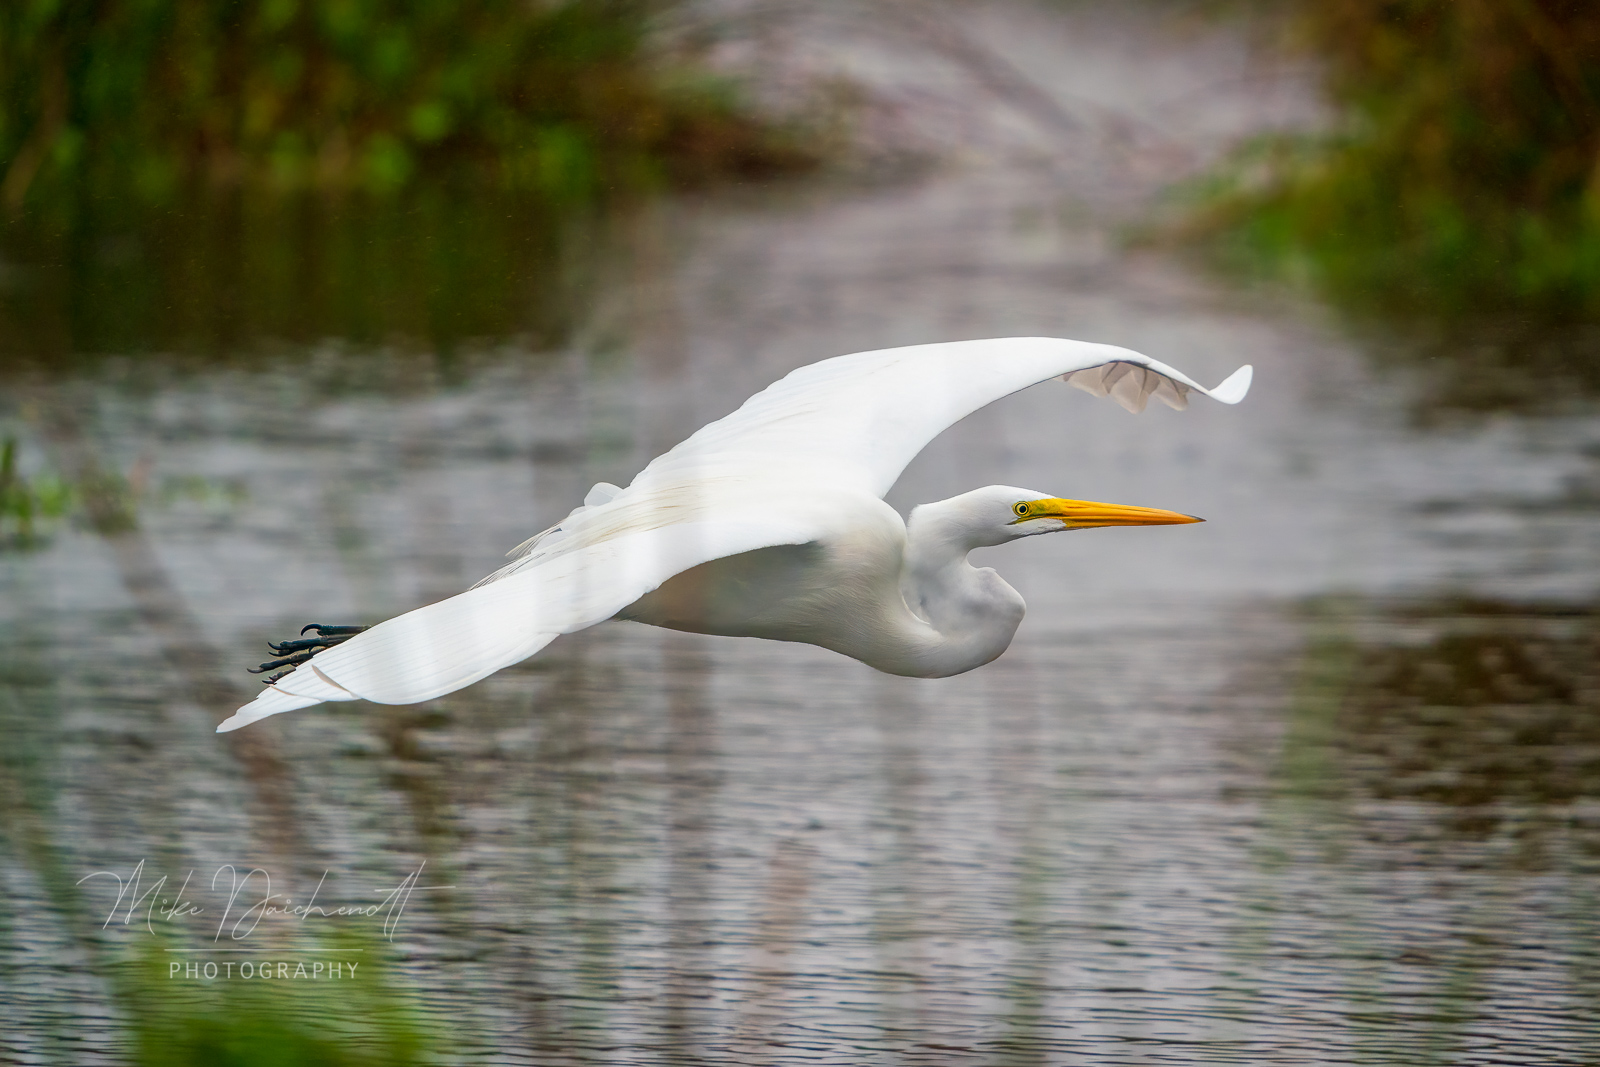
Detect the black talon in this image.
<box><xmin>300</xmin><ymin>623</ymin><xmax>368</xmax><ymax>637</ymax></box>
<box><xmin>249</xmin><ymin>623</ymin><xmax>369</xmax><ymax>680</ymax></box>
<box><xmin>249</xmin><ymin>649</ymin><xmax>319</xmax><ymax>674</ymax></box>
<box><xmin>268</xmin><ymin>627</ymin><xmax>367</xmax><ymax>655</ymax></box>
<box><xmin>267</xmin><ymin>635</ymin><xmax>337</xmax><ymax>655</ymax></box>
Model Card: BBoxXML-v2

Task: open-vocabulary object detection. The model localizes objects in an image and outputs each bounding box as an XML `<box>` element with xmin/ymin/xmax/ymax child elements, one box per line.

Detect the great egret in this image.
<box><xmin>220</xmin><ymin>337</ymin><xmax>1250</xmax><ymax>732</ymax></box>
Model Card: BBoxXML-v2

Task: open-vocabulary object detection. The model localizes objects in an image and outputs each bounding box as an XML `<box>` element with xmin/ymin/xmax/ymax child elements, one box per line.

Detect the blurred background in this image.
<box><xmin>2</xmin><ymin>1</ymin><xmax>1598</xmax><ymax>1063</ymax></box>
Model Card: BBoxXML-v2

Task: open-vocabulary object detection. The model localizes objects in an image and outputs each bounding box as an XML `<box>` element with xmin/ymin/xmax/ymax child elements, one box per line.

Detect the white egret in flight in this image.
<box><xmin>221</xmin><ymin>337</ymin><xmax>1250</xmax><ymax>732</ymax></box>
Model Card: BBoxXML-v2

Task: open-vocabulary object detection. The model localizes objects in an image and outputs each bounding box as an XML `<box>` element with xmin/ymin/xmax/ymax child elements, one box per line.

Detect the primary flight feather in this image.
<box><xmin>220</xmin><ymin>337</ymin><xmax>1250</xmax><ymax>732</ymax></box>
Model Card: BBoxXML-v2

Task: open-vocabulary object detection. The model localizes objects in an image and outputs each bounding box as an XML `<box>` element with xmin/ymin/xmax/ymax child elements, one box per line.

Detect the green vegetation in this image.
<box><xmin>0</xmin><ymin>432</ymin><xmax>260</xmax><ymax>550</ymax></box>
<box><xmin>0</xmin><ymin>0</ymin><xmax>811</xmax><ymax>209</ymax></box>
<box><xmin>0</xmin><ymin>435</ymin><xmax>72</xmax><ymax>546</ymax></box>
<box><xmin>1190</xmin><ymin>0</ymin><xmax>1600</xmax><ymax>322</ymax></box>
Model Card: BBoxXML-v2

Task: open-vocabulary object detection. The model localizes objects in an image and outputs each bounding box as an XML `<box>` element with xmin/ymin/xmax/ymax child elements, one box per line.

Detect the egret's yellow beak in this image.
<box><xmin>1014</xmin><ymin>498</ymin><xmax>1203</xmax><ymax>529</ymax></box>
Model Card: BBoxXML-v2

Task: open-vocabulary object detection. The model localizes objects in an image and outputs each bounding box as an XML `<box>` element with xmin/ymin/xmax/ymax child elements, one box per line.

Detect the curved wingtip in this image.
<box><xmin>1209</xmin><ymin>364</ymin><xmax>1253</xmax><ymax>405</ymax></box>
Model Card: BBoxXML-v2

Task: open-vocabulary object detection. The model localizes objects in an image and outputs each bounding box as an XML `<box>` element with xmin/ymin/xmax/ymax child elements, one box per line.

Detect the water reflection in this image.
<box><xmin>1289</xmin><ymin>599</ymin><xmax>1600</xmax><ymax>833</ymax></box>
<box><xmin>867</xmin><ymin>680</ymin><xmax>934</xmax><ymax>1051</ymax></box>
<box><xmin>1242</xmin><ymin>597</ymin><xmax>1600</xmax><ymax>1061</ymax></box>
<box><xmin>0</xmin><ymin>190</ymin><xmax>598</xmax><ymax>373</ymax></box>
<box><xmin>1351</xmin><ymin>320</ymin><xmax>1600</xmax><ymax>423</ymax></box>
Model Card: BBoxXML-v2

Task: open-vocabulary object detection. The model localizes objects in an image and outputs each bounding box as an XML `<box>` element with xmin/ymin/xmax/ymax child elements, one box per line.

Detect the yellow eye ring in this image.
<box><xmin>1014</xmin><ymin>502</ymin><xmax>1030</xmax><ymax>517</ymax></box>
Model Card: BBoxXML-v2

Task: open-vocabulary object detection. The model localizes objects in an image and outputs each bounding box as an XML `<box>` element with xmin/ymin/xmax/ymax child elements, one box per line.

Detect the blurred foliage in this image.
<box><xmin>0</xmin><ymin>434</ymin><xmax>72</xmax><ymax>547</ymax></box>
<box><xmin>0</xmin><ymin>0</ymin><xmax>813</xmax><ymax>208</ymax></box>
<box><xmin>1188</xmin><ymin>0</ymin><xmax>1600</xmax><ymax>322</ymax></box>
<box><xmin>0</xmin><ymin>430</ymin><xmax>257</xmax><ymax>550</ymax></box>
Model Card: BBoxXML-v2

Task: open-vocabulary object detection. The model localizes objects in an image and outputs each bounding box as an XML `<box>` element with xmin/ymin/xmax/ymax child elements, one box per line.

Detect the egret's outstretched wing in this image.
<box><xmin>635</xmin><ymin>337</ymin><xmax>1251</xmax><ymax>498</ymax></box>
<box><xmin>219</xmin><ymin>491</ymin><xmax>852</xmax><ymax>732</ymax></box>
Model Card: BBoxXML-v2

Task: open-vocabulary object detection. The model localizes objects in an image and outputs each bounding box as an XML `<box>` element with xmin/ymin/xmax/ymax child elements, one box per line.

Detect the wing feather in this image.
<box><xmin>219</xmin><ymin>513</ymin><xmax>828</xmax><ymax>731</ymax></box>
<box><xmin>633</xmin><ymin>337</ymin><xmax>1250</xmax><ymax>497</ymax></box>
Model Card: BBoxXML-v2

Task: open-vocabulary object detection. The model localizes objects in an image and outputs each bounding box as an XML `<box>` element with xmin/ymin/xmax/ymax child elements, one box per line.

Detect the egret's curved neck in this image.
<box><xmin>890</xmin><ymin>499</ymin><xmax>1026</xmax><ymax>677</ymax></box>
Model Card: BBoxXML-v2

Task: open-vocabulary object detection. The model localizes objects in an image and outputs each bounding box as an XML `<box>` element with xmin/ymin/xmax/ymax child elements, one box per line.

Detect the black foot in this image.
<box><xmin>250</xmin><ymin>623</ymin><xmax>369</xmax><ymax>683</ymax></box>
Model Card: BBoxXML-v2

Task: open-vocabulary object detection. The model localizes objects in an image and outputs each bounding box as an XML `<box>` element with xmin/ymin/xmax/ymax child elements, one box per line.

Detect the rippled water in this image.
<box><xmin>4</xmin><ymin>2</ymin><xmax>1600</xmax><ymax>1064</ymax></box>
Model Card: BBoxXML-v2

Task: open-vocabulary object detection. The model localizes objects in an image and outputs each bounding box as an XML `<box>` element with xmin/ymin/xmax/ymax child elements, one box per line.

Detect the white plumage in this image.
<box><xmin>219</xmin><ymin>337</ymin><xmax>1250</xmax><ymax>732</ymax></box>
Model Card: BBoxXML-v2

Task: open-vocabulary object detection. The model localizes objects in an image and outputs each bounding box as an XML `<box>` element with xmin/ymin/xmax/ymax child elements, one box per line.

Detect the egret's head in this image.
<box><xmin>930</xmin><ymin>485</ymin><xmax>1202</xmax><ymax>548</ymax></box>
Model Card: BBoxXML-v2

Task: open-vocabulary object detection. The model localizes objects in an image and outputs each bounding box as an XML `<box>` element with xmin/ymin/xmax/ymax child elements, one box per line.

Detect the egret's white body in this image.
<box><xmin>220</xmin><ymin>337</ymin><xmax>1250</xmax><ymax>732</ymax></box>
<box><xmin>621</xmin><ymin>490</ymin><xmax>1022</xmax><ymax>678</ymax></box>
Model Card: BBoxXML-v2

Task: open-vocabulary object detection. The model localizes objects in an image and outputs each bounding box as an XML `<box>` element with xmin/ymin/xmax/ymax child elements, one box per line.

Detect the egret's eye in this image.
<box><xmin>1013</xmin><ymin>502</ymin><xmax>1030</xmax><ymax>517</ymax></box>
